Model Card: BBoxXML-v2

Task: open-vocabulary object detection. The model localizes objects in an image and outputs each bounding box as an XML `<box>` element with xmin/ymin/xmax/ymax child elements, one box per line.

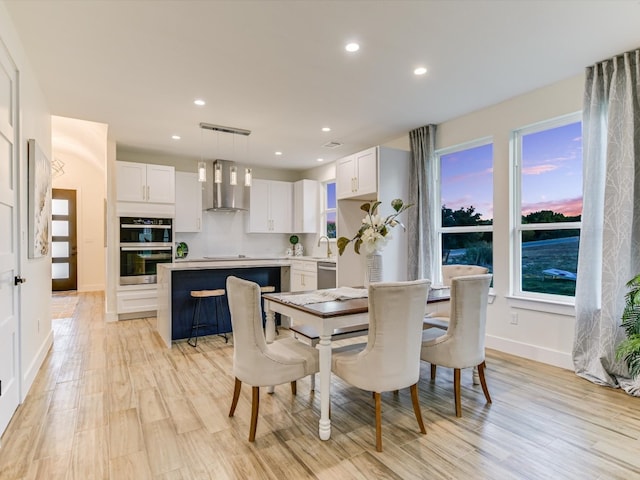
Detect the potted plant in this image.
<box><xmin>615</xmin><ymin>274</ymin><xmax>640</xmax><ymax>379</ymax></box>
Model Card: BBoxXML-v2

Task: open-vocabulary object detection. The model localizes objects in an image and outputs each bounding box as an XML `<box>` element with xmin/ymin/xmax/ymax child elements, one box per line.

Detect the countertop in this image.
<box><xmin>168</xmin><ymin>255</ymin><xmax>336</xmax><ymax>270</ymax></box>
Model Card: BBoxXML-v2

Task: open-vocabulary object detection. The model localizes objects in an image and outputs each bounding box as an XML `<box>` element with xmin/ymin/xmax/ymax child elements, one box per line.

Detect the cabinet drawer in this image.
<box><xmin>292</xmin><ymin>260</ymin><xmax>317</xmax><ymax>273</ymax></box>
<box><xmin>117</xmin><ymin>288</ymin><xmax>158</xmax><ymax>314</ymax></box>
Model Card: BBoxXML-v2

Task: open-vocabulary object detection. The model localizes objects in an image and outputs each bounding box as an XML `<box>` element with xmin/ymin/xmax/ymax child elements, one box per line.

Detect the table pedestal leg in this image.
<box><xmin>265</xmin><ymin>309</ymin><xmax>276</xmax><ymax>394</ymax></box>
<box><xmin>318</xmin><ymin>334</ymin><xmax>332</xmax><ymax>440</ymax></box>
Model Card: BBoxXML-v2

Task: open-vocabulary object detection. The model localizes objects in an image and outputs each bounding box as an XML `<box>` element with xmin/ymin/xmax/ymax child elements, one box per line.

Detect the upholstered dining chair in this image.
<box><xmin>331</xmin><ymin>279</ymin><xmax>431</xmax><ymax>452</ymax></box>
<box><xmin>226</xmin><ymin>276</ymin><xmax>319</xmax><ymax>442</ymax></box>
<box><xmin>420</xmin><ymin>274</ymin><xmax>492</xmax><ymax>417</ymax></box>
<box><xmin>424</xmin><ymin>264</ymin><xmax>489</xmax><ymax>330</ymax></box>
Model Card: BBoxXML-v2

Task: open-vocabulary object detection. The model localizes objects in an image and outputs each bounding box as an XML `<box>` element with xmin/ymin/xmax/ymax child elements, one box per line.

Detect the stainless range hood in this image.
<box><xmin>203</xmin><ymin>159</ymin><xmax>249</xmax><ymax>212</ymax></box>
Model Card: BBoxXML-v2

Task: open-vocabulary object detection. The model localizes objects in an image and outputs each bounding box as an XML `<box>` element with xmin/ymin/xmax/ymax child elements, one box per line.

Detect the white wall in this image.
<box><xmin>0</xmin><ymin>1</ymin><xmax>54</xmax><ymax>398</ymax></box>
<box><xmin>52</xmin><ymin>116</ymin><xmax>108</xmax><ymax>292</ymax></box>
<box><xmin>394</xmin><ymin>74</ymin><xmax>584</xmax><ymax>369</ymax></box>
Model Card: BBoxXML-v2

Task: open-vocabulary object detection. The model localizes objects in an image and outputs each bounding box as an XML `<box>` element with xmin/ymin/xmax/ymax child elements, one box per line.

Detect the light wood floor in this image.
<box><xmin>1</xmin><ymin>291</ymin><xmax>639</xmax><ymax>479</ymax></box>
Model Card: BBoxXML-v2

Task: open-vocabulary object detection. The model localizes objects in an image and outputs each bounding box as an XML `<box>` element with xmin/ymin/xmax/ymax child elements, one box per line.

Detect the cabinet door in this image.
<box><xmin>146</xmin><ymin>164</ymin><xmax>175</xmax><ymax>204</ymax></box>
<box><xmin>248</xmin><ymin>179</ymin><xmax>271</xmax><ymax>232</ymax></box>
<box><xmin>354</xmin><ymin>147</ymin><xmax>377</xmax><ymax>197</ymax></box>
<box><xmin>269</xmin><ymin>180</ymin><xmax>293</xmax><ymax>233</ymax></box>
<box><xmin>293</xmin><ymin>179</ymin><xmax>319</xmax><ymax>233</ymax></box>
<box><xmin>175</xmin><ymin>172</ymin><xmax>202</xmax><ymax>232</ymax></box>
<box><xmin>116</xmin><ymin>161</ymin><xmax>146</xmax><ymax>202</ymax></box>
<box><xmin>336</xmin><ymin>155</ymin><xmax>355</xmax><ymax>199</ymax></box>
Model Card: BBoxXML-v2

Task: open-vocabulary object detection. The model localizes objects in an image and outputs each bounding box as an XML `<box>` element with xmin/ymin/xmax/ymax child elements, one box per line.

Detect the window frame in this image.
<box><xmin>510</xmin><ymin>111</ymin><xmax>582</xmax><ymax>301</ymax></box>
<box><xmin>435</xmin><ymin>137</ymin><xmax>494</xmax><ymax>285</ymax></box>
<box><xmin>322</xmin><ymin>180</ymin><xmax>336</xmax><ymax>239</ymax></box>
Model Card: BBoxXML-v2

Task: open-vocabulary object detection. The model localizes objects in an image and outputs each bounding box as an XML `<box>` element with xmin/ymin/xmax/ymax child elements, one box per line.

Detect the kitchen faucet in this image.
<box><xmin>318</xmin><ymin>236</ymin><xmax>332</xmax><ymax>258</ymax></box>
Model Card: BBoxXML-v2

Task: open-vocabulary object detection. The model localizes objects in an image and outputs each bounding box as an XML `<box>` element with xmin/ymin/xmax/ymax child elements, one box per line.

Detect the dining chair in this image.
<box><xmin>331</xmin><ymin>279</ymin><xmax>431</xmax><ymax>452</ymax></box>
<box><xmin>226</xmin><ymin>276</ymin><xmax>319</xmax><ymax>442</ymax></box>
<box><xmin>420</xmin><ymin>274</ymin><xmax>492</xmax><ymax>417</ymax></box>
<box><xmin>424</xmin><ymin>264</ymin><xmax>489</xmax><ymax>329</ymax></box>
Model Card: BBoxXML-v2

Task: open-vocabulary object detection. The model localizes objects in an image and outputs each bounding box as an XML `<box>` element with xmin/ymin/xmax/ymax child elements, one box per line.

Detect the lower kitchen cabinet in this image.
<box><xmin>290</xmin><ymin>260</ymin><xmax>317</xmax><ymax>291</ymax></box>
<box><xmin>117</xmin><ymin>285</ymin><xmax>158</xmax><ymax>315</ymax></box>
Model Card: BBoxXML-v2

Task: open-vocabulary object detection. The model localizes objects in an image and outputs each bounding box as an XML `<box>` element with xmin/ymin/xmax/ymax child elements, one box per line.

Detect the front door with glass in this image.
<box><xmin>52</xmin><ymin>189</ymin><xmax>77</xmax><ymax>291</ymax></box>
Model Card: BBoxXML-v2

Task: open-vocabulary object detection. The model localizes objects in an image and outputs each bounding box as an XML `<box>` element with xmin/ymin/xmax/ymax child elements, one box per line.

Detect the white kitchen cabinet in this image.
<box><xmin>248</xmin><ymin>179</ymin><xmax>293</xmax><ymax>233</ymax></box>
<box><xmin>116</xmin><ymin>285</ymin><xmax>158</xmax><ymax>315</ymax></box>
<box><xmin>290</xmin><ymin>260</ymin><xmax>317</xmax><ymax>292</ymax></box>
<box><xmin>175</xmin><ymin>171</ymin><xmax>202</xmax><ymax>232</ymax></box>
<box><xmin>293</xmin><ymin>179</ymin><xmax>319</xmax><ymax>233</ymax></box>
<box><xmin>116</xmin><ymin>161</ymin><xmax>175</xmax><ymax>204</ymax></box>
<box><xmin>336</xmin><ymin>147</ymin><xmax>377</xmax><ymax>200</ymax></box>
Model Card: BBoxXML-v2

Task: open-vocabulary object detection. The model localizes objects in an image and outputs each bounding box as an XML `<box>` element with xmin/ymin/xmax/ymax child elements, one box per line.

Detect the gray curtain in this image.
<box><xmin>573</xmin><ymin>49</ymin><xmax>640</xmax><ymax>395</ymax></box>
<box><xmin>407</xmin><ymin>124</ymin><xmax>438</xmax><ymax>282</ymax></box>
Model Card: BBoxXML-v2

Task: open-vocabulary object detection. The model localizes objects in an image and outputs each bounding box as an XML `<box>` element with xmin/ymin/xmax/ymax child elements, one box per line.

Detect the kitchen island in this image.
<box><xmin>156</xmin><ymin>257</ymin><xmax>303</xmax><ymax>347</ymax></box>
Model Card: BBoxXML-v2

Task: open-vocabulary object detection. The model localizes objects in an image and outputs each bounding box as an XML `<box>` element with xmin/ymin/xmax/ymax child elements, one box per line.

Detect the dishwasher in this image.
<box><xmin>317</xmin><ymin>261</ymin><xmax>337</xmax><ymax>289</ymax></box>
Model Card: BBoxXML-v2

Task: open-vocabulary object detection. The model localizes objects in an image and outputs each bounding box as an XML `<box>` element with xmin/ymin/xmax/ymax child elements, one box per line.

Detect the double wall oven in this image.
<box><xmin>119</xmin><ymin>217</ymin><xmax>173</xmax><ymax>285</ymax></box>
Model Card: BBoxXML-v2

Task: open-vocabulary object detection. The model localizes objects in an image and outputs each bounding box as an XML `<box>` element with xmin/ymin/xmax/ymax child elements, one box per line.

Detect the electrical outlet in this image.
<box><xmin>510</xmin><ymin>313</ymin><xmax>518</xmax><ymax>325</ymax></box>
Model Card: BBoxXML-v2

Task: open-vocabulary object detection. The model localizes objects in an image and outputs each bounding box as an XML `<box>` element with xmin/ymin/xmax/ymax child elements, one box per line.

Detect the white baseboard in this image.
<box><xmin>21</xmin><ymin>329</ymin><xmax>54</xmax><ymax>402</ymax></box>
<box><xmin>486</xmin><ymin>334</ymin><xmax>574</xmax><ymax>371</ymax></box>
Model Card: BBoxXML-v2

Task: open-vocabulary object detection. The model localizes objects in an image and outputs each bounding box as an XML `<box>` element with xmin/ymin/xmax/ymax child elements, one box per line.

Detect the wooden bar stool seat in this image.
<box><xmin>187</xmin><ymin>288</ymin><xmax>228</xmax><ymax>347</ymax></box>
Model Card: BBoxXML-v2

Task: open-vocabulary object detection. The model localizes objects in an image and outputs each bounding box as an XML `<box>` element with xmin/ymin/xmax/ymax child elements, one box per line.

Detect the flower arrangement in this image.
<box><xmin>337</xmin><ymin>199</ymin><xmax>412</xmax><ymax>255</ymax></box>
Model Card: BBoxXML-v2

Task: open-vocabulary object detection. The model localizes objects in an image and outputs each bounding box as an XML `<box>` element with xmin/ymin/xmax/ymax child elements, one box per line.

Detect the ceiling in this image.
<box><xmin>5</xmin><ymin>0</ymin><xmax>640</xmax><ymax>170</ymax></box>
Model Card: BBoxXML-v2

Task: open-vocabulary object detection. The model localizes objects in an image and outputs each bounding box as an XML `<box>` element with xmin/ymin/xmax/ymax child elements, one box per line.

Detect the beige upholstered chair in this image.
<box><xmin>420</xmin><ymin>274</ymin><xmax>492</xmax><ymax>417</ymax></box>
<box><xmin>226</xmin><ymin>276</ymin><xmax>319</xmax><ymax>442</ymax></box>
<box><xmin>331</xmin><ymin>279</ymin><xmax>431</xmax><ymax>452</ymax></box>
<box><xmin>424</xmin><ymin>264</ymin><xmax>489</xmax><ymax>329</ymax></box>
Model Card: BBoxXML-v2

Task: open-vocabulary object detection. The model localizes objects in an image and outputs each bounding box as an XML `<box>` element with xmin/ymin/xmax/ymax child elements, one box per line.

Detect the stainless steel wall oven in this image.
<box><xmin>119</xmin><ymin>217</ymin><xmax>173</xmax><ymax>285</ymax></box>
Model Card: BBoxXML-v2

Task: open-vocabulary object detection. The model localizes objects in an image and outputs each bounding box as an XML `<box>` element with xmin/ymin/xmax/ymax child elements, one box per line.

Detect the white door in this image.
<box><xmin>0</xmin><ymin>40</ymin><xmax>21</xmax><ymax>436</ymax></box>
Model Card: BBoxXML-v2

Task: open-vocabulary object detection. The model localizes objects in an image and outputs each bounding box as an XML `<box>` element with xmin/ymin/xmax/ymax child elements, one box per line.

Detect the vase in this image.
<box><xmin>364</xmin><ymin>250</ymin><xmax>383</xmax><ymax>287</ymax></box>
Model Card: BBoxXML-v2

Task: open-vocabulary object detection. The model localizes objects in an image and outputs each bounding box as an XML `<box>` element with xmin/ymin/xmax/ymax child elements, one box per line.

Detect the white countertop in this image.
<box><xmin>165</xmin><ymin>255</ymin><xmax>335</xmax><ymax>271</ymax></box>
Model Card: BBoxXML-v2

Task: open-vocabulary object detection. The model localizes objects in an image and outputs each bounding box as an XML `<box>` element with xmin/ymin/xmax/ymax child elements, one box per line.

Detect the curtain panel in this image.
<box><xmin>408</xmin><ymin>124</ymin><xmax>438</xmax><ymax>282</ymax></box>
<box><xmin>573</xmin><ymin>49</ymin><xmax>640</xmax><ymax>395</ymax></box>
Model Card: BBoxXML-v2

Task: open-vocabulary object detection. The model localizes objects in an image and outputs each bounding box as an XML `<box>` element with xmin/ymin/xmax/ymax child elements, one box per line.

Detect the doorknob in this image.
<box><xmin>14</xmin><ymin>275</ymin><xmax>26</xmax><ymax>286</ymax></box>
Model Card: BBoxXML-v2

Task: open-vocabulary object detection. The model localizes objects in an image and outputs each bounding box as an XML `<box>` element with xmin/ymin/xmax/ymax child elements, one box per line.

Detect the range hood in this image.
<box><xmin>203</xmin><ymin>159</ymin><xmax>249</xmax><ymax>212</ymax></box>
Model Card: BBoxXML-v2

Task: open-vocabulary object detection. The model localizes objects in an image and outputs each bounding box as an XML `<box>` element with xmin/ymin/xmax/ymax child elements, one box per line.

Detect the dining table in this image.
<box><xmin>262</xmin><ymin>286</ymin><xmax>450</xmax><ymax>441</ymax></box>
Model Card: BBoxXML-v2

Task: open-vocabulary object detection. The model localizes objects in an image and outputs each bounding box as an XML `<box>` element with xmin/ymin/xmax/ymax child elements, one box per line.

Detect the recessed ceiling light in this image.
<box><xmin>194</xmin><ymin>99</ymin><xmax>206</xmax><ymax>106</ymax></box>
<box><xmin>345</xmin><ymin>43</ymin><xmax>360</xmax><ymax>53</ymax></box>
<box><xmin>321</xmin><ymin>127</ymin><xmax>331</xmax><ymax>132</ymax></box>
<box><xmin>171</xmin><ymin>135</ymin><xmax>181</xmax><ymax>140</ymax></box>
<box><xmin>317</xmin><ymin>158</ymin><xmax>324</xmax><ymax>162</ymax></box>
<box><xmin>414</xmin><ymin>67</ymin><xmax>427</xmax><ymax>76</ymax></box>
<box><xmin>275</xmin><ymin>151</ymin><xmax>283</xmax><ymax>156</ymax></box>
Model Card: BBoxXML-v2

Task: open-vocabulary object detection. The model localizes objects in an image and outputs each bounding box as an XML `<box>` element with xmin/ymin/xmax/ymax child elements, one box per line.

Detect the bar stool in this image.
<box><xmin>187</xmin><ymin>288</ymin><xmax>228</xmax><ymax>347</ymax></box>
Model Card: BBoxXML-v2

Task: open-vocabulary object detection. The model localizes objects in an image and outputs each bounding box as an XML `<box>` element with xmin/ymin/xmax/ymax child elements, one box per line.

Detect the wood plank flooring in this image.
<box><xmin>1</xmin><ymin>291</ymin><xmax>639</xmax><ymax>479</ymax></box>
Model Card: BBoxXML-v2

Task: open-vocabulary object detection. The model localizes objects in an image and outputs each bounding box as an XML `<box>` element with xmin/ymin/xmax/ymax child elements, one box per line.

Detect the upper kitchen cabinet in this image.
<box><xmin>116</xmin><ymin>161</ymin><xmax>175</xmax><ymax>204</ymax></box>
<box><xmin>336</xmin><ymin>147</ymin><xmax>377</xmax><ymax>200</ymax></box>
<box><xmin>175</xmin><ymin>171</ymin><xmax>202</xmax><ymax>232</ymax></box>
<box><xmin>293</xmin><ymin>179</ymin><xmax>319</xmax><ymax>233</ymax></box>
<box><xmin>248</xmin><ymin>179</ymin><xmax>293</xmax><ymax>233</ymax></box>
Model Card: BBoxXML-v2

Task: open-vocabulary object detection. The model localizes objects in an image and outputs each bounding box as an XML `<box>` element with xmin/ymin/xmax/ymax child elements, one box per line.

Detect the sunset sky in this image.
<box><xmin>440</xmin><ymin>121</ymin><xmax>583</xmax><ymax>220</ymax></box>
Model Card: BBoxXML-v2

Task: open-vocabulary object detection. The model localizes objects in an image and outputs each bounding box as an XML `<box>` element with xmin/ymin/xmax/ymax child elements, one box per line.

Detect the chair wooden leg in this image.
<box><xmin>310</xmin><ymin>373</ymin><xmax>315</xmax><ymax>391</ymax></box>
<box><xmin>478</xmin><ymin>361</ymin><xmax>492</xmax><ymax>404</ymax></box>
<box><xmin>410</xmin><ymin>383</ymin><xmax>427</xmax><ymax>434</ymax></box>
<box><xmin>291</xmin><ymin>380</ymin><xmax>297</xmax><ymax>396</ymax></box>
<box><xmin>249</xmin><ymin>386</ymin><xmax>260</xmax><ymax>442</ymax></box>
<box><xmin>374</xmin><ymin>392</ymin><xmax>383</xmax><ymax>452</ymax></box>
<box><xmin>454</xmin><ymin>368</ymin><xmax>462</xmax><ymax>417</ymax></box>
<box><xmin>430</xmin><ymin>363</ymin><xmax>437</xmax><ymax>380</ymax></box>
<box><xmin>229</xmin><ymin>378</ymin><xmax>241</xmax><ymax>417</ymax></box>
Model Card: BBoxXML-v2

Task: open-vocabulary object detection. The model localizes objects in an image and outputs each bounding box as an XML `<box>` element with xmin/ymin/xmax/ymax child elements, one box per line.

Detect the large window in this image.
<box><xmin>323</xmin><ymin>181</ymin><xmax>336</xmax><ymax>238</ymax></box>
<box><xmin>512</xmin><ymin>113</ymin><xmax>582</xmax><ymax>298</ymax></box>
<box><xmin>436</xmin><ymin>140</ymin><xmax>493</xmax><ymax>282</ymax></box>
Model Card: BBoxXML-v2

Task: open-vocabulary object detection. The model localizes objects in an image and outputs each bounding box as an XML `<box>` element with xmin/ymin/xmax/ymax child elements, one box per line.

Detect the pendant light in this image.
<box><xmin>198</xmin><ymin>128</ymin><xmax>206</xmax><ymax>182</ymax></box>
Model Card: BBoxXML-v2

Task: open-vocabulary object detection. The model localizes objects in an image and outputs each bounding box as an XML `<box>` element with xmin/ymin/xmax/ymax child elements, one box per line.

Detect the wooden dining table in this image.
<box><xmin>262</xmin><ymin>287</ymin><xmax>450</xmax><ymax>441</ymax></box>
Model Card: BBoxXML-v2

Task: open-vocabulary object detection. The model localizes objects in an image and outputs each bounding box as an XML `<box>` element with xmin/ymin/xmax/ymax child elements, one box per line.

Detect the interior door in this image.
<box><xmin>52</xmin><ymin>188</ymin><xmax>78</xmax><ymax>291</ymax></box>
<box><xmin>0</xmin><ymin>38</ymin><xmax>21</xmax><ymax>436</ymax></box>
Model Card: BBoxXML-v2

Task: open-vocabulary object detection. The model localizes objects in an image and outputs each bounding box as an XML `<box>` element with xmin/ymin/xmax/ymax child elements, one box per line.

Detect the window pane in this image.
<box><xmin>326</xmin><ymin>211</ymin><xmax>336</xmax><ymax>238</ymax></box>
<box><xmin>521</xmin><ymin>121</ymin><xmax>582</xmax><ymax>221</ymax></box>
<box><xmin>52</xmin><ymin>241</ymin><xmax>69</xmax><ymax>258</ymax></box>
<box><xmin>52</xmin><ymin>262</ymin><xmax>69</xmax><ymax>279</ymax></box>
<box><xmin>441</xmin><ymin>143</ymin><xmax>493</xmax><ymax>227</ymax></box>
<box><xmin>442</xmin><ymin>232</ymin><xmax>493</xmax><ymax>272</ymax></box>
<box><xmin>326</xmin><ymin>182</ymin><xmax>336</xmax><ymax>209</ymax></box>
<box><xmin>521</xmin><ymin>231</ymin><xmax>579</xmax><ymax>296</ymax></box>
<box><xmin>52</xmin><ymin>199</ymin><xmax>69</xmax><ymax>215</ymax></box>
<box><xmin>52</xmin><ymin>220</ymin><xmax>69</xmax><ymax>237</ymax></box>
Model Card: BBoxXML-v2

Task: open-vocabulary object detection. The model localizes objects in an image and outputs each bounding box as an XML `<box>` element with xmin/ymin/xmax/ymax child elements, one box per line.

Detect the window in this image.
<box><xmin>436</xmin><ymin>140</ymin><xmax>493</xmax><ymax>282</ymax></box>
<box><xmin>512</xmin><ymin>113</ymin><xmax>582</xmax><ymax>298</ymax></box>
<box><xmin>323</xmin><ymin>181</ymin><xmax>336</xmax><ymax>238</ymax></box>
